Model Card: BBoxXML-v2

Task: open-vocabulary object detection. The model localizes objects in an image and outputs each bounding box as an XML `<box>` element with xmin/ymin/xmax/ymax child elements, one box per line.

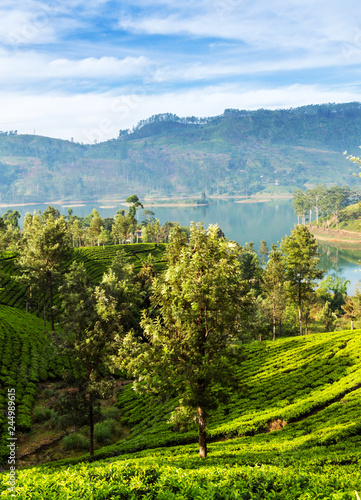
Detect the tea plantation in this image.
<box><xmin>1</xmin><ymin>327</ymin><xmax>361</xmax><ymax>498</ymax></box>
<box><xmin>0</xmin><ymin>244</ymin><xmax>166</xmax><ymax>310</ymax></box>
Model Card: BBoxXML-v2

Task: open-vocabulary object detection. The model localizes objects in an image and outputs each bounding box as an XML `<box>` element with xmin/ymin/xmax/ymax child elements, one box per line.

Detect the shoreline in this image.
<box><xmin>0</xmin><ymin>193</ymin><xmax>292</xmax><ymax>209</ymax></box>
<box><xmin>310</xmin><ymin>226</ymin><xmax>361</xmax><ymax>245</ymax></box>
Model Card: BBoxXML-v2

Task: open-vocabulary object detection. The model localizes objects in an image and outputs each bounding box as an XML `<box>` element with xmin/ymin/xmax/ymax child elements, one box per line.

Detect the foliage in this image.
<box><xmin>54</xmin><ymin>257</ymin><xmax>134</xmax><ymax>456</ymax></box>
<box><xmin>317</xmin><ymin>276</ymin><xmax>350</xmax><ymax>313</ymax></box>
<box><xmin>0</xmin><ymin>305</ymin><xmax>62</xmax><ymax>461</ymax></box>
<box><xmin>17</xmin><ymin>213</ymin><xmax>72</xmax><ymax>331</ymax></box>
<box><xmin>121</xmin><ymin>223</ymin><xmax>250</xmax><ymax>457</ymax></box>
<box><xmin>280</xmin><ymin>226</ymin><xmax>324</xmax><ymax>335</ymax></box>
<box><xmin>62</xmin><ymin>433</ymin><xmax>90</xmax><ymax>451</ymax></box>
<box><xmin>2</xmin><ymin>329</ymin><xmax>361</xmax><ymax>497</ymax></box>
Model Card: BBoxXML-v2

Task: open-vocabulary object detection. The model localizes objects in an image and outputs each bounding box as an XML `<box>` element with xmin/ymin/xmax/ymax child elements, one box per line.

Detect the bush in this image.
<box><xmin>33</xmin><ymin>406</ymin><xmax>53</xmax><ymax>423</ymax></box>
<box><xmin>101</xmin><ymin>406</ymin><xmax>121</xmax><ymax>421</ymax></box>
<box><xmin>94</xmin><ymin>419</ymin><xmax>117</xmax><ymax>445</ymax></box>
<box><xmin>62</xmin><ymin>433</ymin><xmax>90</xmax><ymax>451</ymax></box>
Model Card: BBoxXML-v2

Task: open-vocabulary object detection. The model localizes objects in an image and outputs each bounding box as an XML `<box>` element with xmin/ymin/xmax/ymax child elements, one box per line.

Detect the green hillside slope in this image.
<box><xmin>0</xmin><ymin>305</ymin><xmax>62</xmax><ymax>460</ymax></box>
<box><xmin>0</xmin><ymin>243</ymin><xmax>166</xmax><ymax>312</ymax></box>
<box><xmin>2</xmin><ymin>329</ymin><xmax>360</xmax><ymax>498</ymax></box>
<box><xmin>1</xmin><ymin>103</ymin><xmax>361</xmax><ymax>202</ymax></box>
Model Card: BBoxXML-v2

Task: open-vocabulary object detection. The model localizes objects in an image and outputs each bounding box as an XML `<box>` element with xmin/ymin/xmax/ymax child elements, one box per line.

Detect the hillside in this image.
<box><xmin>1</xmin><ymin>328</ymin><xmax>361</xmax><ymax>497</ymax></box>
<box><xmin>1</xmin><ymin>102</ymin><xmax>361</xmax><ymax>203</ymax></box>
<box><xmin>0</xmin><ymin>243</ymin><xmax>166</xmax><ymax>312</ymax></box>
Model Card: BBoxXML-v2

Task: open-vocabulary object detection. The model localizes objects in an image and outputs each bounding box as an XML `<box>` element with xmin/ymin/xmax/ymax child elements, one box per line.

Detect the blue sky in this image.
<box><xmin>1</xmin><ymin>0</ymin><xmax>361</xmax><ymax>142</ymax></box>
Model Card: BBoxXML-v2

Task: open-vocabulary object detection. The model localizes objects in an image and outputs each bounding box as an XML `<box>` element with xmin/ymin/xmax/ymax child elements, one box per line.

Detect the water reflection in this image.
<box><xmin>4</xmin><ymin>198</ymin><xmax>361</xmax><ymax>294</ymax></box>
<box><xmin>318</xmin><ymin>242</ymin><xmax>361</xmax><ymax>294</ymax></box>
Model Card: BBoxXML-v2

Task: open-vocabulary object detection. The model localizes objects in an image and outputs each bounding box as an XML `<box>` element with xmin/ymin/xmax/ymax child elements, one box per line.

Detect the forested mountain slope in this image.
<box><xmin>1</xmin><ymin>102</ymin><xmax>361</xmax><ymax>203</ymax></box>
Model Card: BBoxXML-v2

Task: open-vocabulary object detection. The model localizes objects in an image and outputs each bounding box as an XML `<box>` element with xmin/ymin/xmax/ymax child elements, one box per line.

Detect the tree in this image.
<box><xmin>323</xmin><ymin>186</ymin><xmax>351</xmax><ymax>231</ymax></box>
<box><xmin>56</xmin><ymin>254</ymin><xmax>140</xmax><ymax>456</ymax></box>
<box><xmin>238</xmin><ymin>244</ymin><xmax>263</xmax><ymax>294</ymax></box>
<box><xmin>18</xmin><ymin>213</ymin><xmax>72</xmax><ymax>331</ymax></box>
<box><xmin>292</xmin><ymin>189</ymin><xmax>308</xmax><ymax>225</ymax></box>
<box><xmin>280</xmin><ymin>226</ymin><xmax>324</xmax><ymax>335</ymax></box>
<box><xmin>112</xmin><ymin>212</ymin><xmax>134</xmax><ymax>244</ymax></box>
<box><xmin>317</xmin><ymin>276</ymin><xmax>350</xmax><ymax>313</ymax></box>
<box><xmin>262</xmin><ymin>244</ymin><xmax>286</xmax><ymax>340</ymax></box>
<box><xmin>258</xmin><ymin>239</ymin><xmax>268</xmax><ymax>265</ymax></box>
<box><xmin>121</xmin><ymin>223</ymin><xmax>250</xmax><ymax>458</ymax></box>
<box><xmin>317</xmin><ymin>300</ymin><xmax>337</xmax><ymax>332</ymax></box>
<box><xmin>307</xmin><ymin>184</ymin><xmax>326</xmax><ymax>228</ymax></box>
<box><xmin>126</xmin><ymin>195</ymin><xmax>144</xmax><ymax>242</ymax></box>
<box><xmin>142</xmin><ymin>218</ymin><xmax>161</xmax><ymax>243</ymax></box>
<box><xmin>89</xmin><ymin>209</ymin><xmax>103</xmax><ymax>245</ymax></box>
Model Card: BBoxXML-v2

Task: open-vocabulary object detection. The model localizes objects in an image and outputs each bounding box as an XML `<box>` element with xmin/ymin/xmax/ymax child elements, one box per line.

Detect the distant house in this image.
<box><xmin>126</xmin><ymin>229</ymin><xmax>142</xmax><ymax>243</ymax></box>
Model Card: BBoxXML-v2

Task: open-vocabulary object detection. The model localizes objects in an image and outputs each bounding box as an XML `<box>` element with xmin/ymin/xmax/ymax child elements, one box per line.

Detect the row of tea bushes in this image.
<box><xmin>44</xmin><ymin>329</ymin><xmax>361</xmax><ymax>467</ymax></box>
<box><xmin>2</xmin><ymin>438</ymin><xmax>361</xmax><ymax>499</ymax></box>
<box><xmin>0</xmin><ymin>305</ymin><xmax>62</xmax><ymax>461</ymax></box>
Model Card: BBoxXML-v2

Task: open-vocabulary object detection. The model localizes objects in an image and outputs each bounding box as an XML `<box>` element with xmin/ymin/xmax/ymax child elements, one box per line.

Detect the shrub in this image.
<box><xmin>101</xmin><ymin>406</ymin><xmax>121</xmax><ymax>421</ymax></box>
<box><xmin>33</xmin><ymin>407</ymin><xmax>53</xmax><ymax>423</ymax></box>
<box><xmin>62</xmin><ymin>433</ymin><xmax>90</xmax><ymax>451</ymax></box>
<box><xmin>94</xmin><ymin>419</ymin><xmax>117</xmax><ymax>445</ymax></box>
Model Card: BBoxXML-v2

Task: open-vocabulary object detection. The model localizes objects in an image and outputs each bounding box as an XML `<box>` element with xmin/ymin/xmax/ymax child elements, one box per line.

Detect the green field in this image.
<box><xmin>1</xmin><ymin>326</ymin><xmax>361</xmax><ymax>498</ymax></box>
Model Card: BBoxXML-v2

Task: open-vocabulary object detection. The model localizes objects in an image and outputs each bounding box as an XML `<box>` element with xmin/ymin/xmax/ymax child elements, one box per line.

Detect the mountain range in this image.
<box><xmin>1</xmin><ymin>102</ymin><xmax>361</xmax><ymax>203</ymax></box>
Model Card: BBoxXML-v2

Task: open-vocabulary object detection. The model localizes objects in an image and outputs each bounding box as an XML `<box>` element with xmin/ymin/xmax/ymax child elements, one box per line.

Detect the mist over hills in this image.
<box><xmin>1</xmin><ymin>102</ymin><xmax>361</xmax><ymax>203</ymax></box>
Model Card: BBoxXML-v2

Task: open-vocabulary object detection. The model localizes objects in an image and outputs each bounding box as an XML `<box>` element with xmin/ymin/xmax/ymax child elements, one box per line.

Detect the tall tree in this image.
<box><xmin>292</xmin><ymin>189</ymin><xmax>308</xmax><ymax>225</ymax></box>
<box><xmin>307</xmin><ymin>184</ymin><xmax>326</xmax><ymax>228</ymax></box>
<box><xmin>89</xmin><ymin>209</ymin><xmax>103</xmax><ymax>245</ymax></box>
<box><xmin>126</xmin><ymin>194</ymin><xmax>144</xmax><ymax>242</ymax></box>
<box><xmin>56</xmin><ymin>254</ymin><xmax>140</xmax><ymax>456</ymax></box>
<box><xmin>258</xmin><ymin>239</ymin><xmax>269</xmax><ymax>265</ymax></box>
<box><xmin>262</xmin><ymin>244</ymin><xmax>286</xmax><ymax>340</ymax></box>
<box><xmin>323</xmin><ymin>186</ymin><xmax>351</xmax><ymax>231</ymax></box>
<box><xmin>280</xmin><ymin>226</ymin><xmax>324</xmax><ymax>335</ymax></box>
<box><xmin>121</xmin><ymin>223</ymin><xmax>249</xmax><ymax>458</ymax></box>
<box><xmin>18</xmin><ymin>213</ymin><xmax>72</xmax><ymax>331</ymax></box>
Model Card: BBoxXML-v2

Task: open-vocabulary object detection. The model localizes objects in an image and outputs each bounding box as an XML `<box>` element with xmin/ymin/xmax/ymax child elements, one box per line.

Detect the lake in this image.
<box><xmin>5</xmin><ymin>198</ymin><xmax>361</xmax><ymax>294</ymax></box>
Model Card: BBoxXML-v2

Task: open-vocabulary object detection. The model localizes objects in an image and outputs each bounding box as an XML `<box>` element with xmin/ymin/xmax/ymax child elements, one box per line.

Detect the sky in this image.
<box><xmin>1</xmin><ymin>0</ymin><xmax>361</xmax><ymax>143</ymax></box>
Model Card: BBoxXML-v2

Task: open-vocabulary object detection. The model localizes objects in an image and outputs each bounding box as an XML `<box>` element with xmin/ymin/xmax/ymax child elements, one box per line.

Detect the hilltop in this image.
<box><xmin>1</xmin><ymin>102</ymin><xmax>361</xmax><ymax>203</ymax></box>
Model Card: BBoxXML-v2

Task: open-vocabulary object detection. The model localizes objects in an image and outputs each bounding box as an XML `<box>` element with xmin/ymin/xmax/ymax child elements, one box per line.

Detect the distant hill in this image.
<box><xmin>1</xmin><ymin>102</ymin><xmax>361</xmax><ymax>203</ymax></box>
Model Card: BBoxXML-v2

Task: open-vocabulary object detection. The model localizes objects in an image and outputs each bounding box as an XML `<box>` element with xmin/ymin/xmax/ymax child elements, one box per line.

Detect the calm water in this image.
<box><xmin>6</xmin><ymin>198</ymin><xmax>361</xmax><ymax>294</ymax></box>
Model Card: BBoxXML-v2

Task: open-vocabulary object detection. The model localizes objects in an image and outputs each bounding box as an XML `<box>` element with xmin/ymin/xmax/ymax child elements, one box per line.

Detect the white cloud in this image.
<box><xmin>1</xmin><ymin>83</ymin><xmax>360</xmax><ymax>143</ymax></box>
<box><xmin>0</xmin><ymin>8</ymin><xmax>56</xmax><ymax>45</ymax></box>
<box><xmin>0</xmin><ymin>51</ymin><xmax>154</xmax><ymax>85</ymax></box>
<box><xmin>118</xmin><ymin>0</ymin><xmax>360</xmax><ymax>54</ymax></box>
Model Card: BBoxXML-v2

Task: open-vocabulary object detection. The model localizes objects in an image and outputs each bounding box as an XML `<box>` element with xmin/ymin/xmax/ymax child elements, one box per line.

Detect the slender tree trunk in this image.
<box><xmin>43</xmin><ymin>300</ymin><xmax>46</xmax><ymax>328</ymax></box>
<box><xmin>351</xmin><ymin>319</ymin><xmax>354</xmax><ymax>331</ymax></box>
<box><xmin>197</xmin><ymin>405</ymin><xmax>207</xmax><ymax>458</ymax></box>
<box><xmin>279</xmin><ymin>319</ymin><xmax>282</xmax><ymax>337</ymax></box>
<box><xmin>47</xmin><ymin>271</ymin><xmax>55</xmax><ymax>332</ymax></box>
<box><xmin>316</xmin><ymin>207</ymin><xmax>319</xmax><ymax>228</ymax></box>
<box><xmin>89</xmin><ymin>399</ymin><xmax>94</xmax><ymax>457</ymax></box>
<box><xmin>309</xmin><ymin>209</ymin><xmax>312</xmax><ymax>227</ymax></box>
<box><xmin>273</xmin><ymin>308</ymin><xmax>276</xmax><ymax>341</ymax></box>
<box><xmin>298</xmin><ymin>305</ymin><xmax>302</xmax><ymax>335</ymax></box>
